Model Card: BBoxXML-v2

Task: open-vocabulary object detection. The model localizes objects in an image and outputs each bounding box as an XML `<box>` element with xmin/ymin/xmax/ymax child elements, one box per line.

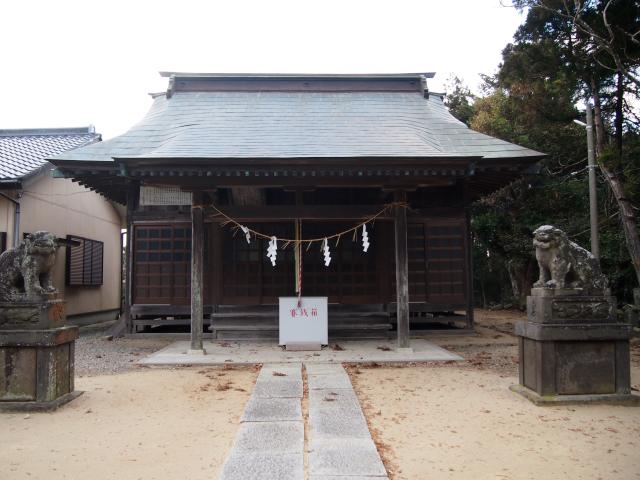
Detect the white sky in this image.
<box><xmin>0</xmin><ymin>0</ymin><xmax>525</xmax><ymax>139</ymax></box>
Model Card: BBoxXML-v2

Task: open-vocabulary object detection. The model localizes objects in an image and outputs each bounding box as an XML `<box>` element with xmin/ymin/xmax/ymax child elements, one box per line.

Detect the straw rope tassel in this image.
<box><xmin>208</xmin><ymin>202</ymin><xmax>407</xmax><ymax>244</ymax></box>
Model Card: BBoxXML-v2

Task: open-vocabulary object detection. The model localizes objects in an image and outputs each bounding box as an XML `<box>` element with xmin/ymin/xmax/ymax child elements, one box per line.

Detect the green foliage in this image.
<box><xmin>444</xmin><ymin>76</ymin><xmax>475</xmax><ymax>126</ymax></box>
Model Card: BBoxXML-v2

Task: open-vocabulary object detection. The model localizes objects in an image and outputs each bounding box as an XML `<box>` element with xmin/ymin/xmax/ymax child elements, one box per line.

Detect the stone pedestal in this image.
<box><xmin>0</xmin><ymin>298</ymin><xmax>66</xmax><ymax>330</ymax></box>
<box><xmin>624</xmin><ymin>288</ymin><xmax>640</xmax><ymax>328</ymax></box>
<box><xmin>512</xmin><ymin>288</ymin><xmax>638</xmax><ymax>405</ymax></box>
<box><xmin>0</xmin><ymin>300</ymin><xmax>82</xmax><ymax>411</ymax></box>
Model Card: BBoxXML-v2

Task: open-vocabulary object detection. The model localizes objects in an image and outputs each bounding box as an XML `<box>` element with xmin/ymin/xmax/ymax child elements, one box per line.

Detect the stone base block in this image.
<box><xmin>0</xmin><ymin>390</ymin><xmax>84</xmax><ymax>412</ymax></box>
<box><xmin>187</xmin><ymin>348</ymin><xmax>207</xmax><ymax>355</ymax></box>
<box><xmin>396</xmin><ymin>347</ymin><xmax>414</xmax><ymax>354</ymax></box>
<box><xmin>286</xmin><ymin>343</ymin><xmax>322</xmax><ymax>351</ymax></box>
<box><xmin>510</xmin><ymin>385</ymin><xmax>640</xmax><ymax>406</ymax></box>
<box><xmin>517</xmin><ymin>328</ymin><xmax>631</xmax><ymax>397</ymax></box>
<box><xmin>0</xmin><ymin>326</ymin><xmax>80</xmax><ymax>409</ymax></box>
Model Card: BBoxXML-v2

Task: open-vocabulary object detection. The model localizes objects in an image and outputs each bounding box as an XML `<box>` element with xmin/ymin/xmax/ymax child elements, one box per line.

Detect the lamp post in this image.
<box><xmin>573</xmin><ymin>103</ymin><xmax>600</xmax><ymax>259</ymax></box>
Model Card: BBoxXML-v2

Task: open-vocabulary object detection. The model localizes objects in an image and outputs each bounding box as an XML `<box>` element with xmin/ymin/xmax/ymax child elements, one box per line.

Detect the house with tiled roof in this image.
<box><xmin>0</xmin><ymin>127</ymin><xmax>123</xmax><ymax>324</ymax></box>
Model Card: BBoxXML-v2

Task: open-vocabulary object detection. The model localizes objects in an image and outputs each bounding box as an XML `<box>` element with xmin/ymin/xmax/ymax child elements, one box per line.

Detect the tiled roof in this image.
<box><xmin>0</xmin><ymin>127</ymin><xmax>101</xmax><ymax>181</ymax></box>
<box><xmin>50</xmin><ymin>74</ymin><xmax>543</xmax><ymax>164</ymax></box>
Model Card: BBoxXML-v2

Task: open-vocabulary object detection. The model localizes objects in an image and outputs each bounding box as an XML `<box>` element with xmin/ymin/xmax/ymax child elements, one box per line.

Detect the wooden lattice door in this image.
<box><xmin>423</xmin><ymin>220</ymin><xmax>467</xmax><ymax>306</ymax></box>
<box><xmin>220</xmin><ymin>222</ymin><xmax>295</xmax><ymax>305</ymax></box>
<box><xmin>219</xmin><ymin>221</ymin><xmax>380</xmax><ymax>305</ymax></box>
<box><xmin>301</xmin><ymin>222</ymin><xmax>379</xmax><ymax>303</ymax></box>
<box><xmin>391</xmin><ymin>218</ymin><xmax>469</xmax><ymax>308</ymax></box>
<box><xmin>132</xmin><ymin>224</ymin><xmax>192</xmax><ymax>305</ymax></box>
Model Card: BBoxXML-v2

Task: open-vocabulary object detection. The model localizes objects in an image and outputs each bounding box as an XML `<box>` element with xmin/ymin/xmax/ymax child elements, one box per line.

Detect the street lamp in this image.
<box><xmin>573</xmin><ymin>103</ymin><xmax>599</xmax><ymax>259</ymax></box>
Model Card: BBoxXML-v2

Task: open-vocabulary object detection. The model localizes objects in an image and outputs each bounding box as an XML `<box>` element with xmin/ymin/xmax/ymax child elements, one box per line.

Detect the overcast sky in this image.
<box><xmin>1</xmin><ymin>0</ymin><xmax>525</xmax><ymax>139</ymax></box>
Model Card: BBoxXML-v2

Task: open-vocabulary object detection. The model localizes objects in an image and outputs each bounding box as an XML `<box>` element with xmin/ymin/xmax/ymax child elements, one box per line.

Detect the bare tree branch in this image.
<box><xmin>526</xmin><ymin>0</ymin><xmax>640</xmax><ymax>88</ymax></box>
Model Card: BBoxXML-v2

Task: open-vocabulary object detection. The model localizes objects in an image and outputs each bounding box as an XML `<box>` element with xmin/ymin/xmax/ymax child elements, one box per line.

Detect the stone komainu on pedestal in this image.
<box><xmin>512</xmin><ymin>225</ymin><xmax>638</xmax><ymax>405</ymax></box>
<box><xmin>0</xmin><ymin>231</ymin><xmax>81</xmax><ymax>411</ymax></box>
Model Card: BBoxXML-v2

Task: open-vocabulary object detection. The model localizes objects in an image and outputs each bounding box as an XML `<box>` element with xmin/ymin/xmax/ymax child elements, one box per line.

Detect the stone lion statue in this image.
<box><xmin>0</xmin><ymin>231</ymin><xmax>60</xmax><ymax>302</ymax></box>
<box><xmin>533</xmin><ymin>225</ymin><xmax>608</xmax><ymax>291</ymax></box>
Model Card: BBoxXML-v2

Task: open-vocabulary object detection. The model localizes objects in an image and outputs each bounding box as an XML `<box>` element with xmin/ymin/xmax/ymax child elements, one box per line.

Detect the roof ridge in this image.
<box><xmin>160</xmin><ymin>72</ymin><xmax>436</xmax><ymax>79</ymax></box>
<box><xmin>0</xmin><ymin>126</ymin><xmax>96</xmax><ymax>137</ymax></box>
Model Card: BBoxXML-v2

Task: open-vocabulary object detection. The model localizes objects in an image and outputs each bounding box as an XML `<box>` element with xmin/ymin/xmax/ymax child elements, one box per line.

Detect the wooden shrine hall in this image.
<box><xmin>50</xmin><ymin>73</ymin><xmax>543</xmax><ymax>351</ymax></box>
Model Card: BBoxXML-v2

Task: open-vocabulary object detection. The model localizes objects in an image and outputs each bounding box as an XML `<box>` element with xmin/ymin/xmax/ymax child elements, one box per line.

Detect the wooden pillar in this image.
<box><xmin>394</xmin><ymin>191</ymin><xmax>410</xmax><ymax>349</ymax></box>
<box><xmin>124</xmin><ymin>183</ymin><xmax>138</xmax><ymax>334</ymax></box>
<box><xmin>464</xmin><ymin>209</ymin><xmax>475</xmax><ymax>329</ymax></box>
<box><xmin>190</xmin><ymin>191</ymin><xmax>205</xmax><ymax>353</ymax></box>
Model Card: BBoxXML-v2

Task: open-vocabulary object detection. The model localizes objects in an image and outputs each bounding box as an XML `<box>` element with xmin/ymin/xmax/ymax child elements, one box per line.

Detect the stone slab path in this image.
<box><xmin>219</xmin><ymin>363</ymin><xmax>304</xmax><ymax>480</ymax></box>
<box><xmin>219</xmin><ymin>362</ymin><xmax>388</xmax><ymax>480</ymax></box>
<box><xmin>307</xmin><ymin>363</ymin><xmax>388</xmax><ymax>479</ymax></box>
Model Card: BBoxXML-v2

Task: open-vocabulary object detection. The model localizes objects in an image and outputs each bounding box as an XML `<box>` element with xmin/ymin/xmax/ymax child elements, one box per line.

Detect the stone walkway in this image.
<box><xmin>219</xmin><ymin>362</ymin><xmax>388</xmax><ymax>480</ymax></box>
<box><xmin>219</xmin><ymin>363</ymin><xmax>304</xmax><ymax>480</ymax></box>
<box><xmin>307</xmin><ymin>363</ymin><xmax>388</xmax><ymax>479</ymax></box>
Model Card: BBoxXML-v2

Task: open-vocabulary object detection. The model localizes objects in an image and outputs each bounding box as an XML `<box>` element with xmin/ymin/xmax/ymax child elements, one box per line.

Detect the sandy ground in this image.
<box><xmin>2</xmin><ymin>310</ymin><xmax>639</xmax><ymax>480</ymax></box>
<box><xmin>0</xmin><ymin>366</ymin><xmax>258</xmax><ymax>480</ymax></box>
<box><xmin>347</xmin><ymin>309</ymin><xmax>640</xmax><ymax>480</ymax></box>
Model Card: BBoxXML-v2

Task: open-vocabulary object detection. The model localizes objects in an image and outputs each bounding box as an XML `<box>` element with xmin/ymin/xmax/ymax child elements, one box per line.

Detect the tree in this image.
<box><xmin>508</xmin><ymin>0</ymin><xmax>640</xmax><ymax>287</ymax></box>
<box><xmin>511</xmin><ymin>0</ymin><xmax>640</xmax><ymax>87</ymax></box>
<box><xmin>444</xmin><ymin>76</ymin><xmax>476</xmax><ymax>125</ymax></box>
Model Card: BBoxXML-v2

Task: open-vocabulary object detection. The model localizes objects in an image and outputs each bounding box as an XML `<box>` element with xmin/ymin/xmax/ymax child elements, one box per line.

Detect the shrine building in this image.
<box><xmin>49</xmin><ymin>73</ymin><xmax>543</xmax><ymax>350</ymax></box>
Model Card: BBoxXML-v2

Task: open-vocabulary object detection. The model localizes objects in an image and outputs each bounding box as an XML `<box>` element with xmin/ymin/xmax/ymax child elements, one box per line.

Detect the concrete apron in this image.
<box><xmin>138</xmin><ymin>338</ymin><xmax>462</xmax><ymax>366</ymax></box>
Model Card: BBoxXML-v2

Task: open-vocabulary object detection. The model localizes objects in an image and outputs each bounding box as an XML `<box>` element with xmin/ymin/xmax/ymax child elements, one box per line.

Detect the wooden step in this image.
<box><xmin>215</xmin><ymin>304</ymin><xmax>386</xmax><ymax>312</ymax></box>
<box><xmin>210</xmin><ymin>313</ymin><xmax>392</xmax><ymax>340</ymax></box>
<box><xmin>211</xmin><ymin>312</ymin><xmax>278</xmax><ymax>319</ymax></box>
<box><xmin>210</xmin><ymin>322</ymin><xmax>392</xmax><ymax>331</ymax></box>
<box><xmin>214</xmin><ymin>330</ymin><xmax>392</xmax><ymax>341</ymax></box>
<box><xmin>211</xmin><ymin>311</ymin><xmax>390</xmax><ymax>319</ymax></box>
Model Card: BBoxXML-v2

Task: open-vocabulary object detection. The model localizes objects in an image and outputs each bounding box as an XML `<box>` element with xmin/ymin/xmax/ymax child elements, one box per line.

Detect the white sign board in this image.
<box><xmin>279</xmin><ymin>297</ymin><xmax>328</xmax><ymax>346</ymax></box>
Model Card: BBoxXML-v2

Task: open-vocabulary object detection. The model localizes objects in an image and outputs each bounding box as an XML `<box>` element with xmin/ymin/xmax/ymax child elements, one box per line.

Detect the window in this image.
<box><xmin>0</xmin><ymin>232</ymin><xmax>6</xmax><ymax>253</ymax></box>
<box><xmin>66</xmin><ymin>235</ymin><xmax>104</xmax><ymax>286</ymax></box>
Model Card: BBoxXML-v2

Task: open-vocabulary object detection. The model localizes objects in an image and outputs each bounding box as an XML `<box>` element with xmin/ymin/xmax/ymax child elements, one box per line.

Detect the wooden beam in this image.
<box><xmin>394</xmin><ymin>191</ymin><xmax>410</xmax><ymax>349</ymax></box>
<box><xmin>190</xmin><ymin>191</ymin><xmax>205</xmax><ymax>352</ymax></box>
<box><xmin>131</xmin><ymin>176</ymin><xmax>457</xmax><ymax>189</ymax></box>
<box><xmin>131</xmin><ymin>205</ymin><xmax>466</xmax><ymax>222</ymax></box>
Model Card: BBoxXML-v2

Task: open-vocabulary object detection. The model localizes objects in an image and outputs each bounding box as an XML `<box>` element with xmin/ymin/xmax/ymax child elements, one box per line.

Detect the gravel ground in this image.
<box><xmin>75</xmin><ymin>325</ymin><xmax>171</xmax><ymax>376</ymax></box>
<box><xmin>74</xmin><ymin>309</ymin><xmax>639</xmax><ymax>382</ymax></box>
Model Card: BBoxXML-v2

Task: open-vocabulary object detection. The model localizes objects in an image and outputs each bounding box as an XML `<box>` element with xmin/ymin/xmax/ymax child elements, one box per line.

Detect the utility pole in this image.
<box><xmin>586</xmin><ymin>103</ymin><xmax>600</xmax><ymax>260</ymax></box>
<box><xmin>574</xmin><ymin>104</ymin><xmax>600</xmax><ymax>259</ymax></box>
